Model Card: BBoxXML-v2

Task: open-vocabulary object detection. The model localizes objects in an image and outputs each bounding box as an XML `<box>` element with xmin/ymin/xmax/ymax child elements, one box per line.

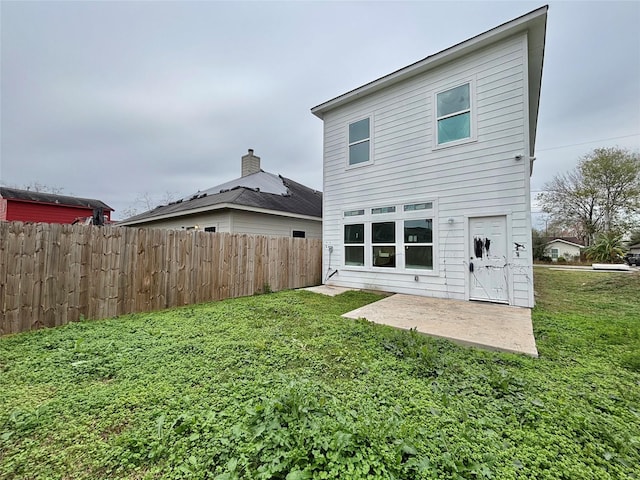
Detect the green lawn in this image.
<box><xmin>1</xmin><ymin>269</ymin><xmax>639</xmax><ymax>479</ymax></box>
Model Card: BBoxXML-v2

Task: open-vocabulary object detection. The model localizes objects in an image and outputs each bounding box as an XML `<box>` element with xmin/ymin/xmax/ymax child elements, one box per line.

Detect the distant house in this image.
<box><xmin>544</xmin><ymin>237</ymin><xmax>584</xmax><ymax>261</ymax></box>
<box><xmin>118</xmin><ymin>150</ymin><xmax>322</xmax><ymax>239</ymax></box>
<box><xmin>311</xmin><ymin>7</ymin><xmax>547</xmax><ymax>308</ymax></box>
<box><xmin>628</xmin><ymin>243</ymin><xmax>640</xmax><ymax>255</ymax></box>
<box><xmin>0</xmin><ymin>187</ymin><xmax>113</xmax><ymax>224</ymax></box>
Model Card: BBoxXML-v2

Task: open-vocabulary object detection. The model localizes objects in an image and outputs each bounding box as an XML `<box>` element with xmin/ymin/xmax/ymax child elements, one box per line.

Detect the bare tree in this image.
<box><xmin>1</xmin><ymin>181</ymin><xmax>68</xmax><ymax>195</ymax></box>
<box><xmin>120</xmin><ymin>191</ymin><xmax>178</xmax><ymax>220</ymax></box>
<box><xmin>581</xmin><ymin>147</ymin><xmax>640</xmax><ymax>234</ymax></box>
<box><xmin>538</xmin><ymin>147</ymin><xmax>640</xmax><ymax>245</ymax></box>
<box><xmin>537</xmin><ymin>168</ymin><xmax>600</xmax><ymax>245</ymax></box>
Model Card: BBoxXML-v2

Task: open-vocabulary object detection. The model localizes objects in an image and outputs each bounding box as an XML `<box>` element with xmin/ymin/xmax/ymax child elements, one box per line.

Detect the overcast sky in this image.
<box><xmin>1</xmin><ymin>1</ymin><xmax>639</xmax><ymax>220</ymax></box>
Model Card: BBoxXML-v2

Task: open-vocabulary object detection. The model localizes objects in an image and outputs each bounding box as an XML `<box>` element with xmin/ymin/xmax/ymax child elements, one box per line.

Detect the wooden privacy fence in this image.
<box><xmin>0</xmin><ymin>222</ymin><xmax>322</xmax><ymax>335</ymax></box>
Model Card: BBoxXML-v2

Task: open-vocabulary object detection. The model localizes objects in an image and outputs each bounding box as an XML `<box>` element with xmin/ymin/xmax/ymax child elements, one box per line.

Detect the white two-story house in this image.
<box><xmin>311</xmin><ymin>6</ymin><xmax>547</xmax><ymax>308</ymax></box>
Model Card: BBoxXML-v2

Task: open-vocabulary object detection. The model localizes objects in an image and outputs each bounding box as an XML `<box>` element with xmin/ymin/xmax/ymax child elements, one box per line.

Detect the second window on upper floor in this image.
<box><xmin>348</xmin><ymin>118</ymin><xmax>370</xmax><ymax>165</ymax></box>
<box><xmin>436</xmin><ymin>83</ymin><xmax>472</xmax><ymax>145</ymax></box>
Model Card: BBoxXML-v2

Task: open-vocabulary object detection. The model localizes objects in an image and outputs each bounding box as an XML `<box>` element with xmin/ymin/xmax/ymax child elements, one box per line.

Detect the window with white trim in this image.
<box><xmin>404</xmin><ymin>219</ymin><xmax>433</xmax><ymax>269</ymax></box>
<box><xmin>551</xmin><ymin>248</ymin><xmax>558</xmax><ymax>259</ymax></box>
<box><xmin>372</xmin><ymin>206</ymin><xmax>396</xmax><ymax>215</ymax></box>
<box><xmin>344</xmin><ymin>224</ymin><xmax>364</xmax><ymax>266</ymax></box>
<box><xmin>372</xmin><ymin>222</ymin><xmax>396</xmax><ymax>268</ymax></box>
<box><xmin>436</xmin><ymin>83</ymin><xmax>471</xmax><ymax>145</ymax></box>
<box><xmin>344</xmin><ymin>209</ymin><xmax>365</xmax><ymax>217</ymax></box>
<box><xmin>348</xmin><ymin>118</ymin><xmax>370</xmax><ymax>165</ymax></box>
<box><xmin>342</xmin><ymin>201</ymin><xmax>436</xmax><ymax>271</ymax></box>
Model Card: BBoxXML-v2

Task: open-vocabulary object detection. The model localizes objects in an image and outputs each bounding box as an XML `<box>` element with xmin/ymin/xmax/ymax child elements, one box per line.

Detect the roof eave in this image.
<box><xmin>311</xmin><ymin>5</ymin><xmax>548</xmax><ymax>119</ymax></box>
<box><xmin>545</xmin><ymin>239</ymin><xmax>585</xmax><ymax>248</ymax></box>
<box><xmin>117</xmin><ymin>203</ymin><xmax>321</xmax><ymax>226</ymax></box>
<box><xmin>3</xmin><ymin>196</ymin><xmax>113</xmax><ymax>211</ymax></box>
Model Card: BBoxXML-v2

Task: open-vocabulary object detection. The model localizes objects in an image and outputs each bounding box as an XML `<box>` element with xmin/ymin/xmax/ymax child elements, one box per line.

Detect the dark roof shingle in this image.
<box><xmin>119</xmin><ymin>173</ymin><xmax>321</xmax><ymax>225</ymax></box>
<box><xmin>0</xmin><ymin>187</ymin><xmax>113</xmax><ymax>211</ymax></box>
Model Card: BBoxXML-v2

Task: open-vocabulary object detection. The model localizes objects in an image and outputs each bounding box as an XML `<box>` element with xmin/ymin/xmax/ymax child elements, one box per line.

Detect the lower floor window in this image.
<box><xmin>405</xmin><ymin>246</ymin><xmax>433</xmax><ymax>269</ymax></box>
<box><xmin>343</xmin><ymin>210</ymin><xmax>434</xmax><ymax>270</ymax></box>
<box><xmin>345</xmin><ymin>246</ymin><xmax>364</xmax><ymax>266</ymax></box>
<box><xmin>372</xmin><ymin>222</ymin><xmax>395</xmax><ymax>267</ymax></box>
<box><xmin>551</xmin><ymin>248</ymin><xmax>558</xmax><ymax>259</ymax></box>
<box><xmin>344</xmin><ymin>223</ymin><xmax>365</xmax><ymax>266</ymax></box>
<box><xmin>404</xmin><ymin>219</ymin><xmax>433</xmax><ymax>269</ymax></box>
<box><xmin>373</xmin><ymin>245</ymin><xmax>396</xmax><ymax>267</ymax></box>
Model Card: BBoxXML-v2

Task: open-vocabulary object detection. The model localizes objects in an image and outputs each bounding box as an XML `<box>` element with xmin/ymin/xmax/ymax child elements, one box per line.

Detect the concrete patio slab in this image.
<box><xmin>302</xmin><ymin>285</ymin><xmax>356</xmax><ymax>296</ymax></box>
<box><xmin>342</xmin><ymin>294</ymin><xmax>538</xmax><ymax>357</ymax></box>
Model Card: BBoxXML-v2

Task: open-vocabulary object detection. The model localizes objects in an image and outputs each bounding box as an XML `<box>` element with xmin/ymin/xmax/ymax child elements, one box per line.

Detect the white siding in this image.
<box><xmin>129</xmin><ymin>211</ymin><xmax>232</xmax><ymax>232</ymax></box>
<box><xmin>321</xmin><ymin>33</ymin><xmax>535</xmax><ymax>307</ymax></box>
<box><xmin>230</xmin><ymin>211</ymin><xmax>322</xmax><ymax>239</ymax></box>
<box><xmin>125</xmin><ymin>210</ymin><xmax>321</xmax><ymax>239</ymax></box>
<box><xmin>544</xmin><ymin>241</ymin><xmax>582</xmax><ymax>261</ymax></box>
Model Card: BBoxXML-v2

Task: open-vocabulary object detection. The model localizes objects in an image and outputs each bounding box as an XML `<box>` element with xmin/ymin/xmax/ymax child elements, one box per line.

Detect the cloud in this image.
<box><xmin>1</xmin><ymin>1</ymin><xmax>639</xmax><ymax>220</ymax></box>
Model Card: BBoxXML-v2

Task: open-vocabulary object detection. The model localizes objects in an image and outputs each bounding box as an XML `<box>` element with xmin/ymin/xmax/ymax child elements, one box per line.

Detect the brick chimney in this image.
<box><xmin>241</xmin><ymin>149</ymin><xmax>261</xmax><ymax>177</ymax></box>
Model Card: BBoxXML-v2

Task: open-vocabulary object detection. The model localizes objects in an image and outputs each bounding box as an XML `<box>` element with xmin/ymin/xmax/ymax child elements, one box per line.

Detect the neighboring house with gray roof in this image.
<box><xmin>118</xmin><ymin>150</ymin><xmax>322</xmax><ymax>239</ymax></box>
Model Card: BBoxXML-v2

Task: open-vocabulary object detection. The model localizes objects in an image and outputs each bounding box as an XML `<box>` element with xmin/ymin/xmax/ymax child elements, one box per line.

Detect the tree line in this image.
<box><xmin>535</xmin><ymin>147</ymin><xmax>640</xmax><ymax>262</ymax></box>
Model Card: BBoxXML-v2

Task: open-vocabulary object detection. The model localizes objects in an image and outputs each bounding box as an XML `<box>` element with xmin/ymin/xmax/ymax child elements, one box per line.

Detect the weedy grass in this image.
<box><xmin>1</xmin><ymin>270</ymin><xmax>639</xmax><ymax>479</ymax></box>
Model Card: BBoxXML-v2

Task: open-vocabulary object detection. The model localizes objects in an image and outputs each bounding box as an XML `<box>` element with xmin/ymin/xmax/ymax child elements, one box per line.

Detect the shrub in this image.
<box><xmin>585</xmin><ymin>233</ymin><xmax>625</xmax><ymax>263</ymax></box>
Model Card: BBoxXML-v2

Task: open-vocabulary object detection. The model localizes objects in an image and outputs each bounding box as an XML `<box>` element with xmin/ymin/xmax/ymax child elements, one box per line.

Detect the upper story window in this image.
<box><xmin>436</xmin><ymin>83</ymin><xmax>471</xmax><ymax>145</ymax></box>
<box><xmin>348</xmin><ymin>118</ymin><xmax>370</xmax><ymax>165</ymax></box>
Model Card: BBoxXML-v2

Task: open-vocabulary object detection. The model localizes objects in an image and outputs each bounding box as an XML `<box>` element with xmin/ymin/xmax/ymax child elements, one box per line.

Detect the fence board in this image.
<box><xmin>0</xmin><ymin>223</ymin><xmax>8</xmax><ymax>335</ymax></box>
<box><xmin>1</xmin><ymin>222</ymin><xmax>322</xmax><ymax>335</ymax></box>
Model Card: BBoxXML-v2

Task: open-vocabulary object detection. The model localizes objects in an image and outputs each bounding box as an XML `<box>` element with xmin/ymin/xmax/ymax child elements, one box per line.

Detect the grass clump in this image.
<box><xmin>1</xmin><ymin>272</ymin><xmax>639</xmax><ymax>479</ymax></box>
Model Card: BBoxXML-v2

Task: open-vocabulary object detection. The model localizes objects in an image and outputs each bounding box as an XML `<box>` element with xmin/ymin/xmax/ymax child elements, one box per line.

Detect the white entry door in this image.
<box><xmin>468</xmin><ymin>216</ymin><xmax>509</xmax><ymax>304</ymax></box>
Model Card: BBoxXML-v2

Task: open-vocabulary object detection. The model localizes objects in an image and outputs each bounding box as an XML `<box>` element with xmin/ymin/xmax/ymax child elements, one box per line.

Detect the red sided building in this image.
<box><xmin>0</xmin><ymin>187</ymin><xmax>113</xmax><ymax>224</ymax></box>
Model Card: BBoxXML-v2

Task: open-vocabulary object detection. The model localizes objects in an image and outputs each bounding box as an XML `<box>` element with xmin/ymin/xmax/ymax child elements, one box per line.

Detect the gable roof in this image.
<box><xmin>311</xmin><ymin>6</ymin><xmax>547</xmax><ymax>157</ymax></box>
<box><xmin>544</xmin><ymin>237</ymin><xmax>585</xmax><ymax>248</ymax></box>
<box><xmin>194</xmin><ymin>170</ymin><xmax>288</xmax><ymax>197</ymax></box>
<box><xmin>118</xmin><ymin>171</ymin><xmax>322</xmax><ymax>226</ymax></box>
<box><xmin>0</xmin><ymin>186</ymin><xmax>113</xmax><ymax>211</ymax></box>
